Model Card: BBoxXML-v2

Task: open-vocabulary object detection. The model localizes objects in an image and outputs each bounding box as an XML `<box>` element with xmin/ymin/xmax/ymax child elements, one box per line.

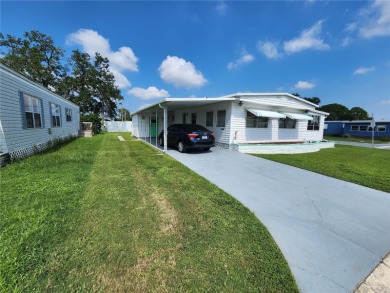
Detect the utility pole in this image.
<box><xmin>371</xmin><ymin>114</ymin><xmax>375</xmax><ymax>148</ymax></box>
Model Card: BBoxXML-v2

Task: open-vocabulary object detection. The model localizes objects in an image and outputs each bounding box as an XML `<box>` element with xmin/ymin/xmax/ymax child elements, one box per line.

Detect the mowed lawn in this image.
<box><xmin>0</xmin><ymin>133</ymin><xmax>298</xmax><ymax>292</ymax></box>
<box><xmin>254</xmin><ymin>145</ymin><xmax>390</xmax><ymax>193</ymax></box>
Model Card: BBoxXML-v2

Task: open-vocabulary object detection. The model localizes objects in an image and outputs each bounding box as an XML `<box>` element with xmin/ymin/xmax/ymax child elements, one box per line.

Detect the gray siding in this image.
<box><xmin>0</xmin><ymin>64</ymin><xmax>80</xmax><ymax>156</ymax></box>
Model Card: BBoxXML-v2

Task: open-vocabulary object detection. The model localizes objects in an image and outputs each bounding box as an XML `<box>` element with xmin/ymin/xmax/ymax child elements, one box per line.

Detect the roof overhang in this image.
<box><xmin>283</xmin><ymin>112</ymin><xmax>314</xmax><ymax>120</ymax></box>
<box><xmin>131</xmin><ymin>97</ymin><xmax>232</xmax><ymax>115</ymax></box>
<box><xmin>246</xmin><ymin>108</ymin><xmax>286</xmax><ymax>118</ymax></box>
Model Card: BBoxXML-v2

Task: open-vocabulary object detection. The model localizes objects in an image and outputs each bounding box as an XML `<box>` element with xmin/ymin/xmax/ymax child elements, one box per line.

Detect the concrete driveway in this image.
<box><xmin>165</xmin><ymin>147</ymin><xmax>390</xmax><ymax>293</ymax></box>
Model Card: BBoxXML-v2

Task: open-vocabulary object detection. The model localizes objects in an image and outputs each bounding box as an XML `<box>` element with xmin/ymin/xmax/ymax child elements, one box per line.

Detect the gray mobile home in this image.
<box><xmin>0</xmin><ymin>63</ymin><xmax>80</xmax><ymax>161</ymax></box>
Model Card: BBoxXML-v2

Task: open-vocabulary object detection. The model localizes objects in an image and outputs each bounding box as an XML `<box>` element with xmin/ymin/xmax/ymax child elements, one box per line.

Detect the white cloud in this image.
<box><xmin>283</xmin><ymin>20</ymin><xmax>330</xmax><ymax>54</ymax></box>
<box><xmin>227</xmin><ymin>49</ymin><xmax>255</xmax><ymax>69</ymax></box>
<box><xmin>257</xmin><ymin>41</ymin><xmax>282</xmax><ymax>59</ymax></box>
<box><xmin>215</xmin><ymin>1</ymin><xmax>228</xmax><ymax>15</ymax></box>
<box><xmin>358</xmin><ymin>0</ymin><xmax>390</xmax><ymax>38</ymax></box>
<box><xmin>341</xmin><ymin>37</ymin><xmax>353</xmax><ymax>47</ymax></box>
<box><xmin>345</xmin><ymin>22</ymin><xmax>358</xmax><ymax>33</ymax></box>
<box><xmin>66</xmin><ymin>29</ymin><xmax>138</xmax><ymax>89</ymax></box>
<box><xmin>379</xmin><ymin>99</ymin><xmax>390</xmax><ymax>105</ymax></box>
<box><xmin>159</xmin><ymin>56</ymin><xmax>207</xmax><ymax>88</ymax></box>
<box><xmin>353</xmin><ymin>67</ymin><xmax>374</xmax><ymax>75</ymax></box>
<box><xmin>295</xmin><ymin>81</ymin><xmax>316</xmax><ymax>90</ymax></box>
<box><xmin>128</xmin><ymin>86</ymin><xmax>170</xmax><ymax>100</ymax></box>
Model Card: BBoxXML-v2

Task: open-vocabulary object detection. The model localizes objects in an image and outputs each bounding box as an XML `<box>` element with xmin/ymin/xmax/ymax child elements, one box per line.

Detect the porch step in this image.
<box><xmin>78</xmin><ymin>130</ymin><xmax>93</xmax><ymax>137</ymax></box>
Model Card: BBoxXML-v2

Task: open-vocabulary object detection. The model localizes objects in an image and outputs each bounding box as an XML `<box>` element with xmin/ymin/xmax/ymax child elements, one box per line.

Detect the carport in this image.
<box><xmin>131</xmin><ymin>97</ymin><xmax>232</xmax><ymax>152</ymax></box>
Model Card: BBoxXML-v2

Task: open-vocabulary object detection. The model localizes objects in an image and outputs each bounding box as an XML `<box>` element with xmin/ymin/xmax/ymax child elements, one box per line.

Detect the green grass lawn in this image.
<box><xmin>254</xmin><ymin>145</ymin><xmax>390</xmax><ymax>193</ymax></box>
<box><xmin>0</xmin><ymin>133</ymin><xmax>298</xmax><ymax>292</ymax></box>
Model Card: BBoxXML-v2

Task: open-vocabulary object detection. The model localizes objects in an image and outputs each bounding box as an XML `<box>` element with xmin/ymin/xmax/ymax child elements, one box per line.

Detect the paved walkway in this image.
<box><xmin>164</xmin><ymin>147</ymin><xmax>390</xmax><ymax>293</ymax></box>
<box><xmin>333</xmin><ymin>141</ymin><xmax>390</xmax><ymax>150</ymax></box>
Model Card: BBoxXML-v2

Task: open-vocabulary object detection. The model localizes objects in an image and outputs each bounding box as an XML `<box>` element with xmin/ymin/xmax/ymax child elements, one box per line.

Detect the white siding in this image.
<box><xmin>0</xmin><ymin>64</ymin><xmax>80</xmax><ymax>156</ymax></box>
<box><xmin>242</xmin><ymin>94</ymin><xmax>313</xmax><ymax>109</ymax></box>
<box><xmin>166</xmin><ymin>101</ymin><xmax>232</xmax><ymax>145</ymax></box>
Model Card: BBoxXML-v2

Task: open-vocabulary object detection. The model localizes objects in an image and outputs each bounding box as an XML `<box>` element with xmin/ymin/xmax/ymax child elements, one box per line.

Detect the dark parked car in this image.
<box><xmin>158</xmin><ymin>124</ymin><xmax>215</xmax><ymax>153</ymax></box>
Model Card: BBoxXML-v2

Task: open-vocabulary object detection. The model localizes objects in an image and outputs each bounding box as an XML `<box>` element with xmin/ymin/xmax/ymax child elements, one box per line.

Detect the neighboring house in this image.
<box><xmin>131</xmin><ymin>93</ymin><xmax>333</xmax><ymax>154</ymax></box>
<box><xmin>324</xmin><ymin>120</ymin><xmax>390</xmax><ymax>139</ymax></box>
<box><xmin>0</xmin><ymin>63</ymin><xmax>80</xmax><ymax>161</ymax></box>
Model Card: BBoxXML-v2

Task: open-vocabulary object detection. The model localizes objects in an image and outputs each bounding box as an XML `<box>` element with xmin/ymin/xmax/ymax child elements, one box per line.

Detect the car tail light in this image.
<box><xmin>210</xmin><ymin>132</ymin><xmax>215</xmax><ymax>138</ymax></box>
<box><xmin>187</xmin><ymin>133</ymin><xmax>199</xmax><ymax>139</ymax></box>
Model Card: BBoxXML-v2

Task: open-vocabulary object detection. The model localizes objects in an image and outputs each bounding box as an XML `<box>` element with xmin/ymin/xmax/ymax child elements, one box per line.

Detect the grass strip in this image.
<box><xmin>253</xmin><ymin>145</ymin><xmax>390</xmax><ymax>193</ymax></box>
<box><xmin>1</xmin><ymin>133</ymin><xmax>298</xmax><ymax>292</ymax></box>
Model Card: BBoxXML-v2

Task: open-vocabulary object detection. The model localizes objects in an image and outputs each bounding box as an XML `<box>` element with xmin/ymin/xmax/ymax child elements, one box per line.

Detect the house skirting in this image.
<box><xmin>230</xmin><ymin>141</ymin><xmax>335</xmax><ymax>154</ymax></box>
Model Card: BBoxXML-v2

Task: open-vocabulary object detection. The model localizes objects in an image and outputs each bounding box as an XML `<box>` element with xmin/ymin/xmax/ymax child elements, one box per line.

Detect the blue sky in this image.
<box><xmin>2</xmin><ymin>1</ymin><xmax>390</xmax><ymax>120</ymax></box>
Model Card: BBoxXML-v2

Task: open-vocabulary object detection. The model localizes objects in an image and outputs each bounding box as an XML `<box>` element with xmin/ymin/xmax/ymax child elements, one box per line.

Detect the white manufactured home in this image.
<box><xmin>0</xmin><ymin>63</ymin><xmax>80</xmax><ymax>161</ymax></box>
<box><xmin>131</xmin><ymin>93</ymin><xmax>334</xmax><ymax>154</ymax></box>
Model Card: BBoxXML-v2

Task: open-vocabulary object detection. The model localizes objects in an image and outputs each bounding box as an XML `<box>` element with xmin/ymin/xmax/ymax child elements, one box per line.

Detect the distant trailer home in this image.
<box><xmin>131</xmin><ymin>93</ymin><xmax>334</xmax><ymax>154</ymax></box>
<box><xmin>0</xmin><ymin>63</ymin><xmax>80</xmax><ymax>163</ymax></box>
<box><xmin>324</xmin><ymin>120</ymin><xmax>390</xmax><ymax>139</ymax></box>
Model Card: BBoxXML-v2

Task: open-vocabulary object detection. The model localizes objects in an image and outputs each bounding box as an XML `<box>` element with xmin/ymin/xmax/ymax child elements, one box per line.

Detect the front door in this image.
<box><xmin>150</xmin><ymin>119</ymin><xmax>157</xmax><ymax>137</ymax></box>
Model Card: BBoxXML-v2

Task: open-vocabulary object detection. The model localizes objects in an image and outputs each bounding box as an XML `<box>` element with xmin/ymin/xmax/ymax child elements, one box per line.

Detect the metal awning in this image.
<box><xmin>283</xmin><ymin>112</ymin><xmax>313</xmax><ymax>120</ymax></box>
<box><xmin>246</xmin><ymin>108</ymin><xmax>286</xmax><ymax>118</ymax></box>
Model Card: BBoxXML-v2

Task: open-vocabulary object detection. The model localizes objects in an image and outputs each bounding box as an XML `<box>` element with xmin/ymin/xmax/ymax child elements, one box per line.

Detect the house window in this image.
<box><xmin>51</xmin><ymin>103</ymin><xmax>61</xmax><ymax>127</ymax></box>
<box><xmin>246</xmin><ymin>111</ymin><xmax>268</xmax><ymax>128</ymax></box>
<box><xmin>279</xmin><ymin>118</ymin><xmax>296</xmax><ymax>129</ymax></box>
<box><xmin>191</xmin><ymin>113</ymin><xmax>197</xmax><ymax>124</ymax></box>
<box><xmin>216</xmin><ymin>110</ymin><xmax>226</xmax><ymax>127</ymax></box>
<box><xmin>65</xmin><ymin>108</ymin><xmax>72</xmax><ymax>122</ymax></box>
<box><xmin>377</xmin><ymin>125</ymin><xmax>386</xmax><ymax>132</ymax></box>
<box><xmin>23</xmin><ymin>94</ymin><xmax>42</xmax><ymax>128</ymax></box>
<box><xmin>359</xmin><ymin>125</ymin><xmax>367</xmax><ymax>131</ymax></box>
<box><xmin>351</xmin><ymin>125</ymin><xmax>358</xmax><ymax>131</ymax></box>
<box><xmin>307</xmin><ymin>115</ymin><xmax>320</xmax><ymax>131</ymax></box>
<box><xmin>206</xmin><ymin>111</ymin><xmax>214</xmax><ymax>127</ymax></box>
<box><xmin>182</xmin><ymin>113</ymin><xmax>187</xmax><ymax>124</ymax></box>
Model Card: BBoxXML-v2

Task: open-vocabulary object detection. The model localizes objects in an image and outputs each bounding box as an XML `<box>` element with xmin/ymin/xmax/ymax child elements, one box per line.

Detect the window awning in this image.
<box><xmin>246</xmin><ymin>109</ymin><xmax>286</xmax><ymax>118</ymax></box>
<box><xmin>283</xmin><ymin>112</ymin><xmax>313</xmax><ymax>120</ymax></box>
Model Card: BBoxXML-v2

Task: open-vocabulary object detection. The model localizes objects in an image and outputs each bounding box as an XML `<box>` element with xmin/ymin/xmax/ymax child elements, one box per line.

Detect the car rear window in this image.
<box><xmin>183</xmin><ymin>124</ymin><xmax>208</xmax><ymax>132</ymax></box>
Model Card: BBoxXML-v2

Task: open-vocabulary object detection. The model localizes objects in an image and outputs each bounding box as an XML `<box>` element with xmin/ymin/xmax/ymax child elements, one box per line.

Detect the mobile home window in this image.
<box><xmin>23</xmin><ymin>94</ymin><xmax>42</xmax><ymax>128</ymax></box>
<box><xmin>206</xmin><ymin>111</ymin><xmax>213</xmax><ymax>127</ymax></box>
<box><xmin>216</xmin><ymin>110</ymin><xmax>226</xmax><ymax>127</ymax></box>
<box><xmin>377</xmin><ymin>125</ymin><xmax>386</xmax><ymax>132</ymax></box>
<box><xmin>51</xmin><ymin>103</ymin><xmax>61</xmax><ymax>127</ymax></box>
<box><xmin>307</xmin><ymin>115</ymin><xmax>320</xmax><ymax>130</ymax></box>
<box><xmin>246</xmin><ymin>111</ymin><xmax>268</xmax><ymax>128</ymax></box>
<box><xmin>65</xmin><ymin>108</ymin><xmax>72</xmax><ymax>122</ymax></box>
<box><xmin>351</xmin><ymin>125</ymin><xmax>358</xmax><ymax>131</ymax></box>
<box><xmin>279</xmin><ymin>118</ymin><xmax>296</xmax><ymax>129</ymax></box>
<box><xmin>191</xmin><ymin>113</ymin><xmax>197</xmax><ymax>124</ymax></box>
<box><xmin>359</xmin><ymin>125</ymin><xmax>367</xmax><ymax>131</ymax></box>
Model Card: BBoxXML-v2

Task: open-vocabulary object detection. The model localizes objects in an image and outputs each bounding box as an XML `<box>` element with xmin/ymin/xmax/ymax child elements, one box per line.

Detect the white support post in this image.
<box><xmin>164</xmin><ymin>104</ymin><xmax>168</xmax><ymax>153</ymax></box>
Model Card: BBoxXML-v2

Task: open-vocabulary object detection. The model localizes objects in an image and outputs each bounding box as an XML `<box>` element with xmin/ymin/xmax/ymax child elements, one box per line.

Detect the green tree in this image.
<box><xmin>291</xmin><ymin>93</ymin><xmax>321</xmax><ymax>105</ymax></box>
<box><xmin>319</xmin><ymin>103</ymin><xmax>351</xmax><ymax>121</ymax></box>
<box><xmin>118</xmin><ymin>108</ymin><xmax>132</xmax><ymax>121</ymax></box>
<box><xmin>59</xmin><ymin>50</ymin><xmax>123</xmax><ymax>118</ymax></box>
<box><xmin>0</xmin><ymin>30</ymin><xmax>66</xmax><ymax>89</ymax></box>
<box><xmin>93</xmin><ymin>53</ymin><xmax>123</xmax><ymax>118</ymax></box>
<box><xmin>348</xmin><ymin>107</ymin><xmax>370</xmax><ymax>120</ymax></box>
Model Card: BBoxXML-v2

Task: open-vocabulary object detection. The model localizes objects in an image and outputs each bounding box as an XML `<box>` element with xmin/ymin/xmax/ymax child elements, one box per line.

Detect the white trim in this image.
<box><xmin>283</xmin><ymin>112</ymin><xmax>313</xmax><ymax>120</ymax></box>
<box><xmin>246</xmin><ymin>108</ymin><xmax>286</xmax><ymax>118</ymax></box>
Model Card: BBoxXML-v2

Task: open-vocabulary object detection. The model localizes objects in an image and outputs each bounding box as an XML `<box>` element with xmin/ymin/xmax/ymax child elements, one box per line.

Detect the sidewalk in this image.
<box><xmin>355</xmin><ymin>253</ymin><xmax>390</xmax><ymax>293</ymax></box>
<box><xmin>333</xmin><ymin>141</ymin><xmax>390</xmax><ymax>150</ymax></box>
